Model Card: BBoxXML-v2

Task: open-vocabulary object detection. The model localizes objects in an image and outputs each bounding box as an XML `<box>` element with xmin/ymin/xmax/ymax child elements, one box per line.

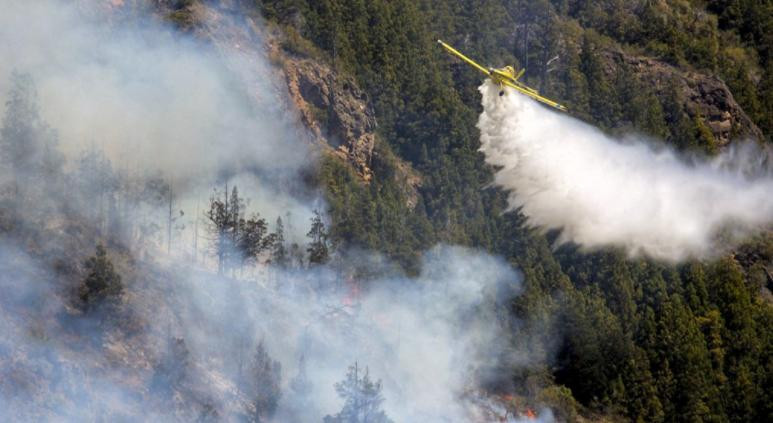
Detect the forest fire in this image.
<box><xmin>466</xmin><ymin>391</ymin><xmax>544</xmax><ymax>422</ymax></box>
<box><xmin>341</xmin><ymin>275</ymin><xmax>361</xmax><ymax>306</ymax></box>
<box><xmin>4</xmin><ymin>0</ymin><xmax>769</xmax><ymax>422</ymax></box>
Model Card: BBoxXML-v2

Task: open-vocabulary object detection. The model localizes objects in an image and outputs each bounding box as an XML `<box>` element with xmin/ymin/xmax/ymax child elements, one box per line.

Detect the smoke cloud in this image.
<box><xmin>0</xmin><ymin>2</ymin><xmax>551</xmax><ymax>422</ymax></box>
<box><xmin>0</xmin><ymin>0</ymin><xmax>307</xmax><ymax>180</ymax></box>
<box><xmin>0</xmin><ymin>0</ymin><xmax>319</xmax><ymax>244</ymax></box>
<box><xmin>478</xmin><ymin>82</ymin><xmax>773</xmax><ymax>261</ymax></box>
<box><xmin>0</xmin><ymin>240</ymin><xmax>535</xmax><ymax>422</ymax></box>
<box><xmin>164</xmin><ymin>245</ymin><xmax>526</xmax><ymax>422</ymax></box>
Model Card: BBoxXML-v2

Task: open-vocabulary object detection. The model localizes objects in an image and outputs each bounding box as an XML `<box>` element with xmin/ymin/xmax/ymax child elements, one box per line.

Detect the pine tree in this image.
<box><xmin>79</xmin><ymin>244</ymin><xmax>123</xmax><ymax>312</ymax></box>
<box><xmin>757</xmin><ymin>59</ymin><xmax>773</xmax><ymax>141</ymax></box>
<box><xmin>236</xmin><ymin>213</ymin><xmax>274</xmax><ymax>269</ymax></box>
<box><xmin>290</xmin><ymin>354</ymin><xmax>312</xmax><ymax>408</ymax></box>
<box><xmin>307</xmin><ymin>209</ymin><xmax>330</xmax><ymax>265</ymax></box>
<box><xmin>323</xmin><ymin>362</ymin><xmax>393</xmax><ymax>423</ymax></box>
<box><xmin>205</xmin><ymin>188</ymin><xmax>230</xmax><ymax>275</ymax></box>
<box><xmin>206</xmin><ymin>185</ymin><xmax>276</xmax><ymax>274</ymax></box>
<box><xmin>271</xmin><ymin>216</ymin><xmax>289</xmax><ymax>267</ymax></box>
<box><xmin>0</xmin><ymin>72</ymin><xmax>62</xmax><ymax>209</ymax></box>
<box><xmin>580</xmin><ymin>33</ymin><xmax>621</xmax><ymax>128</ymax></box>
<box><xmin>245</xmin><ymin>341</ymin><xmax>282</xmax><ymax>422</ymax></box>
<box><xmin>693</xmin><ymin>114</ymin><xmax>719</xmax><ymax>155</ymax></box>
<box><xmin>661</xmin><ymin>80</ymin><xmax>697</xmax><ymax>151</ymax></box>
<box><xmin>151</xmin><ymin>336</ymin><xmax>191</xmax><ymax>397</ymax></box>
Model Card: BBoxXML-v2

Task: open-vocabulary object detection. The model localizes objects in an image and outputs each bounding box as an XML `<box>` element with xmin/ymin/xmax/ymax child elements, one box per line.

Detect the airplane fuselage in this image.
<box><xmin>489</xmin><ymin>67</ymin><xmax>538</xmax><ymax>95</ymax></box>
<box><xmin>437</xmin><ymin>39</ymin><xmax>567</xmax><ymax>111</ymax></box>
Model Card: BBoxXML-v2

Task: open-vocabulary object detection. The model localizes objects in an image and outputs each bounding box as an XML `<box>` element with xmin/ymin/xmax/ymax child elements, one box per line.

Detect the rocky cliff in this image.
<box><xmin>120</xmin><ymin>1</ymin><xmax>764</xmax><ymax>180</ymax></box>
<box><xmin>150</xmin><ymin>0</ymin><xmax>379</xmax><ymax>182</ymax></box>
<box><xmin>269</xmin><ymin>47</ymin><xmax>377</xmax><ymax>182</ymax></box>
<box><xmin>603</xmin><ymin>50</ymin><xmax>764</xmax><ymax>146</ymax></box>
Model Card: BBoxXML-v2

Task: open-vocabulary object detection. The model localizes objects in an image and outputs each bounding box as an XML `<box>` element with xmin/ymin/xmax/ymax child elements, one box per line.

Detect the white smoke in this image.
<box><xmin>0</xmin><ymin>239</ymin><xmax>540</xmax><ymax>422</ymax></box>
<box><xmin>478</xmin><ymin>81</ymin><xmax>773</xmax><ymax>261</ymax></box>
<box><xmin>0</xmin><ymin>0</ymin><xmax>319</xmax><ymax>244</ymax></box>
<box><xmin>0</xmin><ymin>2</ymin><xmax>553</xmax><ymax>422</ymax></box>
<box><xmin>0</xmin><ymin>0</ymin><xmax>307</xmax><ymax>180</ymax></box>
<box><xmin>167</xmin><ymin>245</ymin><xmax>526</xmax><ymax>422</ymax></box>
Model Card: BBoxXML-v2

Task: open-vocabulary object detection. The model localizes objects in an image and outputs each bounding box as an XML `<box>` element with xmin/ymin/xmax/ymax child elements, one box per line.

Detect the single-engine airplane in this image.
<box><xmin>438</xmin><ymin>39</ymin><xmax>567</xmax><ymax>112</ymax></box>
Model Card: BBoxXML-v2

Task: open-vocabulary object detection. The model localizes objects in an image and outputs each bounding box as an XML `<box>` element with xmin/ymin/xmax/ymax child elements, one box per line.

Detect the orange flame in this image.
<box><xmin>342</xmin><ymin>276</ymin><xmax>360</xmax><ymax>306</ymax></box>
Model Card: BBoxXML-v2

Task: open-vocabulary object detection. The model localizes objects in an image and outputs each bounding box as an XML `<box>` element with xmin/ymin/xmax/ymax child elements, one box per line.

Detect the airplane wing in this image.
<box><xmin>501</xmin><ymin>79</ymin><xmax>567</xmax><ymax>111</ymax></box>
<box><xmin>437</xmin><ymin>40</ymin><xmax>490</xmax><ymax>76</ymax></box>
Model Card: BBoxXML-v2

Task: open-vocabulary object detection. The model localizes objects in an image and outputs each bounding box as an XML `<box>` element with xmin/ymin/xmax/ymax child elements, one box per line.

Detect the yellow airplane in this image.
<box><xmin>438</xmin><ymin>39</ymin><xmax>567</xmax><ymax>111</ymax></box>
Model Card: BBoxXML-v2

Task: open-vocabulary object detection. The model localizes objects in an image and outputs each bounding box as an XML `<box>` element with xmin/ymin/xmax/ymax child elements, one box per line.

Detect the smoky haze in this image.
<box><xmin>0</xmin><ymin>0</ymin><xmax>319</xmax><ymax>244</ymax></box>
<box><xmin>0</xmin><ymin>0</ymin><xmax>310</xmax><ymax>185</ymax></box>
<box><xmin>0</xmin><ymin>1</ymin><xmax>550</xmax><ymax>422</ymax></box>
<box><xmin>478</xmin><ymin>82</ymin><xmax>773</xmax><ymax>261</ymax></box>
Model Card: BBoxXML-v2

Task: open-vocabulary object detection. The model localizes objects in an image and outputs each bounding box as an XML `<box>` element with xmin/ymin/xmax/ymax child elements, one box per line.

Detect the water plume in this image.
<box><xmin>478</xmin><ymin>82</ymin><xmax>773</xmax><ymax>261</ymax></box>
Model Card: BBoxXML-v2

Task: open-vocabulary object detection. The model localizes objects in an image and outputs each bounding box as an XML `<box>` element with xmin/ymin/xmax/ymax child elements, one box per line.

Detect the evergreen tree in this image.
<box><xmin>661</xmin><ymin>80</ymin><xmax>698</xmax><ymax>151</ymax></box>
<box><xmin>693</xmin><ymin>114</ymin><xmax>719</xmax><ymax>155</ymax></box>
<box><xmin>205</xmin><ymin>185</ymin><xmax>275</xmax><ymax>274</ymax></box>
<box><xmin>0</xmin><ymin>72</ymin><xmax>62</xmax><ymax>210</ymax></box>
<box><xmin>323</xmin><ymin>363</ymin><xmax>393</xmax><ymax>423</ymax></box>
<box><xmin>151</xmin><ymin>336</ymin><xmax>191</xmax><ymax>397</ymax></box>
<box><xmin>236</xmin><ymin>213</ymin><xmax>274</xmax><ymax>269</ymax></box>
<box><xmin>307</xmin><ymin>209</ymin><xmax>330</xmax><ymax>265</ymax></box>
<box><xmin>271</xmin><ymin>216</ymin><xmax>289</xmax><ymax>267</ymax></box>
<box><xmin>74</xmin><ymin>146</ymin><xmax>120</xmax><ymax>237</ymax></box>
<box><xmin>245</xmin><ymin>341</ymin><xmax>282</xmax><ymax>422</ymax></box>
<box><xmin>79</xmin><ymin>244</ymin><xmax>123</xmax><ymax>312</ymax></box>
<box><xmin>290</xmin><ymin>242</ymin><xmax>305</xmax><ymax>269</ymax></box>
<box><xmin>579</xmin><ymin>33</ymin><xmax>620</xmax><ymax>128</ymax></box>
<box><xmin>205</xmin><ymin>187</ymin><xmax>231</xmax><ymax>275</ymax></box>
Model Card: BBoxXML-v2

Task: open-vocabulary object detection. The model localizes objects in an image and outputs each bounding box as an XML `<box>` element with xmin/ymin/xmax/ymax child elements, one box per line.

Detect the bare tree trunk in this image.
<box><xmin>167</xmin><ymin>184</ymin><xmax>173</xmax><ymax>255</ymax></box>
<box><xmin>193</xmin><ymin>193</ymin><xmax>199</xmax><ymax>263</ymax></box>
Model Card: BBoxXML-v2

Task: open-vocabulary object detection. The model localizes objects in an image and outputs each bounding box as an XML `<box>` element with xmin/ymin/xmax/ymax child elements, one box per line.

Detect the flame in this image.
<box><xmin>341</xmin><ymin>276</ymin><xmax>360</xmax><ymax>306</ymax></box>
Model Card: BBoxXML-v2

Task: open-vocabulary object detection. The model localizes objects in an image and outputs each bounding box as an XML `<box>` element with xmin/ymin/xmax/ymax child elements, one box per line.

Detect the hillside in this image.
<box><xmin>175</xmin><ymin>1</ymin><xmax>773</xmax><ymax>421</ymax></box>
<box><xmin>0</xmin><ymin>0</ymin><xmax>772</xmax><ymax>422</ymax></box>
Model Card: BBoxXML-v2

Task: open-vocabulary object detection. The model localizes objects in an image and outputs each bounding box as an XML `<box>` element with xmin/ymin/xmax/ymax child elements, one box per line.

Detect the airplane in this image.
<box><xmin>437</xmin><ymin>39</ymin><xmax>567</xmax><ymax>112</ymax></box>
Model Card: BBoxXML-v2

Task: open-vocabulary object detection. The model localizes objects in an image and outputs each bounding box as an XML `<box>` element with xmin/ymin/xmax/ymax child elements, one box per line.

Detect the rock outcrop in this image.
<box><xmin>142</xmin><ymin>0</ymin><xmax>379</xmax><ymax>181</ymax></box>
<box><xmin>603</xmin><ymin>50</ymin><xmax>764</xmax><ymax>146</ymax></box>
<box><xmin>273</xmin><ymin>53</ymin><xmax>377</xmax><ymax>182</ymax></box>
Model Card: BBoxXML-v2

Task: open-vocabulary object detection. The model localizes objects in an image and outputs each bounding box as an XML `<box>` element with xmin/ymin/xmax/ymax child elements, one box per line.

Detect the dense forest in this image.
<box><xmin>254</xmin><ymin>1</ymin><xmax>773</xmax><ymax>422</ymax></box>
<box><xmin>0</xmin><ymin>0</ymin><xmax>771</xmax><ymax>421</ymax></box>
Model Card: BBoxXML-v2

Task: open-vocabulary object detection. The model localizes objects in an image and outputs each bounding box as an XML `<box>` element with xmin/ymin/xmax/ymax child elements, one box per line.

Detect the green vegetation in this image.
<box><xmin>79</xmin><ymin>244</ymin><xmax>123</xmax><ymax>312</ymax></box>
<box><xmin>323</xmin><ymin>363</ymin><xmax>393</xmax><ymax>423</ymax></box>
<box><xmin>247</xmin><ymin>341</ymin><xmax>282</xmax><ymax>422</ymax></box>
<box><xmin>257</xmin><ymin>1</ymin><xmax>773</xmax><ymax>421</ymax></box>
<box><xmin>2</xmin><ymin>1</ymin><xmax>770</xmax><ymax>420</ymax></box>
